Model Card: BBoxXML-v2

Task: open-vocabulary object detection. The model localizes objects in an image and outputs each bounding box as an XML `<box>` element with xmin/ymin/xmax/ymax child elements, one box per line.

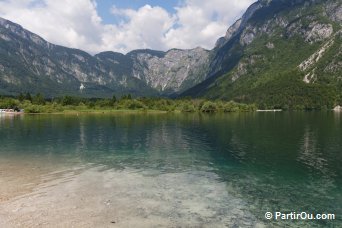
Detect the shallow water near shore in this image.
<box><xmin>0</xmin><ymin>112</ymin><xmax>341</xmax><ymax>227</ymax></box>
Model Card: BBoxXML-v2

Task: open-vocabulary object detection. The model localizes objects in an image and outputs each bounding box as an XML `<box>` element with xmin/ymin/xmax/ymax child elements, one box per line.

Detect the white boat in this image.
<box><xmin>333</xmin><ymin>106</ymin><xmax>341</xmax><ymax>112</ymax></box>
<box><xmin>0</xmin><ymin>109</ymin><xmax>24</xmax><ymax>114</ymax></box>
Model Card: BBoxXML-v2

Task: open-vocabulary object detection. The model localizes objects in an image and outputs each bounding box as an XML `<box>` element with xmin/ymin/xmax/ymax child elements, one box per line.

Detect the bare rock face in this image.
<box><xmin>223</xmin><ymin>19</ymin><xmax>242</xmax><ymax>43</ymax></box>
<box><xmin>266</xmin><ymin>42</ymin><xmax>275</xmax><ymax>49</ymax></box>
<box><xmin>131</xmin><ymin>48</ymin><xmax>210</xmax><ymax>94</ymax></box>
<box><xmin>240</xmin><ymin>29</ymin><xmax>256</xmax><ymax>46</ymax></box>
<box><xmin>220</xmin><ymin>0</ymin><xmax>338</xmax><ymax>48</ymax></box>
<box><xmin>304</xmin><ymin>22</ymin><xmax>334</xmax><ymax>43</ymax></box>
<box><xmin>215</xmin><ymin>1</ymin><xmax>264</xmax><ymax>49</ymax></box>
<box><xmin>287</xmin><ymin>18</ymin><xmax>334</xmax><ymax>43</ymax></box>
<box><xmin>325</xmin><ymin>1</ymin><xmax>342</xmax><ymax>22</ymax></box>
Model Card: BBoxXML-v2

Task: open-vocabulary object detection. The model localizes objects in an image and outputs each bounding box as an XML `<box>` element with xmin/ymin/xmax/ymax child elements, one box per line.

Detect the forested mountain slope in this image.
<box><xmin>183</xmin><ymin>0</ymin><xmax>342</xmax><ymax>109</ymax></box>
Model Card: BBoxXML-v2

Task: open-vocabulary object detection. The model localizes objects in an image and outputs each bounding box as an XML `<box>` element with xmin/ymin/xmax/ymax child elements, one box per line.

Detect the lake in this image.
<box><xmin>0</xmin><ymin>112</ymin><xmax>341</xmax><ymax>227</ymax></box>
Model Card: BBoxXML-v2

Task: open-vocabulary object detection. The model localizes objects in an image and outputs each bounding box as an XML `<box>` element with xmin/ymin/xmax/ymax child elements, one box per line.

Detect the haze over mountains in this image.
<box><xmin>0</xmin><ymin>0</ymin><xmax>341</xmax><ymax>108</ymax></box>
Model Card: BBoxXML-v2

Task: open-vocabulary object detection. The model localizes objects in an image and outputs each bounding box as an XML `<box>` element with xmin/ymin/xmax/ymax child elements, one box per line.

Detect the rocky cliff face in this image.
<box><xmin>183</xmin><ymin>0</ymin><xmax>342</xmax><ymax>109</ymax></box>
<box><xmin>0</xmin><ymin>17</ymin><xmax>209</xmax><ymax>97</ymax></box>
<box><xmin>129</xmin><ymin>48</ymin><xmax>209</xmax><ymax>95</ymax></box>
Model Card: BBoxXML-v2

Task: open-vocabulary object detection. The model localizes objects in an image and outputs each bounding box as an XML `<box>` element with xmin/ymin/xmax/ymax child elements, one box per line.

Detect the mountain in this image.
<box><xmin>0</xmin><ymin>17</ymin><xmax>209</xmax><ymax>98</ymax></box>
<box><xmin>1</xmin><ymin>0</ymin><xmax>341</xmax><ymax>108</ymax></box>
<box><xmin>182</xmin><ymin>0</ymin><xmax>342</xmax><ymax>109</ymax></box>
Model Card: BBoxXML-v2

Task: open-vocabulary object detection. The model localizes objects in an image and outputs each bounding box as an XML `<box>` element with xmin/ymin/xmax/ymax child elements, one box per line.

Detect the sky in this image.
<box><xmin>0</xmin><ymin>0</ymin><xmax>255</xmax><ymax>54</ymax></box>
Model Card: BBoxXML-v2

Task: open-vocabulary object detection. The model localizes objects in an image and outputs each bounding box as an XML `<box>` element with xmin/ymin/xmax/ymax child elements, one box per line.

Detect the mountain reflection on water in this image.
<box><xmin>0</xmin><ymin>112</ymin><xmax>341</xmax><ymax>227</ymax></box>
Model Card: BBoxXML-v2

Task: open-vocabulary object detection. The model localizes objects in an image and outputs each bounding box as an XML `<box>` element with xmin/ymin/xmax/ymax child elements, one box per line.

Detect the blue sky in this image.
<box><xmin>98</xmin><ymin>0</ymin><xmax>180</xmax><ymax>24</ymax></box>
<box><xmin>0</xmin><ymin>0</ymin><xmax>255</xmax><ymax>54</ymax></box>
<box><xmin>97</xmin><ymin>0</ymin><xmax>177</xmax><ymax>25</ymax></box>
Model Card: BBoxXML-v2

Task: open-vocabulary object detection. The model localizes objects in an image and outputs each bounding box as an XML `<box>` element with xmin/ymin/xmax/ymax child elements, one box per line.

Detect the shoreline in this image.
<box><xmin>256</xmin><ymin>109</ymin><xmax>282</xmax><ymax>112</ymax></box>
<box><xmin>4</xmin><ymin>108</ymin><xmax>341</xmax><ymax>116</ymax></box>
<box><xmin>24</xmin><ymin>109</ymin><xmax>172</xmax><ymax>115</ymax></box>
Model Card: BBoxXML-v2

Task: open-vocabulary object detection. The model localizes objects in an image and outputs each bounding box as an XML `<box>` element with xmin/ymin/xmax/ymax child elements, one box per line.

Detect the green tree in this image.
<box><xmin>32</xmin><ymin>93</ymin><xmax>45</xmax><ymax>105</ymax></box>
<box><xmin>112</xmin><ymin>95</ymin><xmax>117</xmax><ymax>103</ymax></box>
<box><xmin>121</xmin><ymin>94</ymin><xmax>132</xmax><ymax>100</ymax></box>
<box><xmin>62</xmin><ymin>96</ymin><xmax>73</xmax><ymax>106</ymax></box>
<box><xmin>17</xmin><ymin>93</ymin><xmax>25</xmax><ymax>102</ymax></box>
<box><xmin>25</xmin><ymin>92</ymin><xmax>32</xmax><ymax>101</ymax></box>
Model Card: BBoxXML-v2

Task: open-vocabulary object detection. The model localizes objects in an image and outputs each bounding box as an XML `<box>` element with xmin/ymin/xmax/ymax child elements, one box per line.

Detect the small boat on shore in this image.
<box><xmin>0</xmin><ymin>109</ymin><xmax>24</xmax><ymax>114</ymax></box>
<box><xmin>333</xmin><ymin>106</ymin><xmax>341</xmax><ymax>112</ymax></box>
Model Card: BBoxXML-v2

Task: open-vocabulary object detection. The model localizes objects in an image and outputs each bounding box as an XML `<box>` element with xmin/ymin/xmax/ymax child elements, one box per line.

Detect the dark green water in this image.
<box><xmin>0</xmin><ymin>112</ymin><xmax>341</xmax><ymax>227</ymax></box>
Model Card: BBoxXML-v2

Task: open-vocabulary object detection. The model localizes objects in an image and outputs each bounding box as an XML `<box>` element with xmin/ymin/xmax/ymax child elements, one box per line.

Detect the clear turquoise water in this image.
<box><xmin>0</xmin><ymin>112</ymin><xmax>341</xmax><ymax>227</ymax></box>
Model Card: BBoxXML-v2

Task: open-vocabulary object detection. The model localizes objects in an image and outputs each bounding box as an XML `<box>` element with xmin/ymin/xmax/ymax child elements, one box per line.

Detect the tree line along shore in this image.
<box><xmin>1</xmin><ymin>92</ymin><xmax>340</xmax><ymax>114</ymax></box>
<box><xmin>0</xmin><ymin>93</ymin><xmax>257</xmax><ymax>114</ymax></box>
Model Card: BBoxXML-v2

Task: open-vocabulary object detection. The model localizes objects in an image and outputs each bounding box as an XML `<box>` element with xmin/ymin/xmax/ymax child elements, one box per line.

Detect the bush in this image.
<box><xmin>180</xmin><ymin>103</ymin><xmax>196</xmax><ymax>112</ymax></box>
<box><xmin>0</xmin><ymin>98</ymin><xmax>19</xmax><ymax>109</ymax></box>
<box><xmin>223</xmin><ymin>102</ymin><xmax>240</xmax><ymax>112</ymax></box>
<box><xmin>95</xmin><ymin>99</ymin><xmax>112</xmax><ymax>107</ymax></box>
<box><xmin>121</xmin><ymin>100</ymin><xmax>147</xmax><ymax>110</ymax></box>
<box><xmin>24</xmin><ymin>105</ymin><xmax>44</xmax><ymax>113</ymax></box>
<box><xmin>200</xmin><ymin>101</ymin><xmax>218</xmax><ymax>113</ymax></box>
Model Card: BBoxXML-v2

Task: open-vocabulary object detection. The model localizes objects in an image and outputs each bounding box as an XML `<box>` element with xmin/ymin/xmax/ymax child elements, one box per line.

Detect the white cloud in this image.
<box><xmin>164</xmin><ymin>0</ymin><xmax>255</xmax><ymax>49</ymax></box>
<box><xmin>0</xmin><ymin>0</ymin><xmax>255</xmax><ymax>54</ymax></box>
<box><xmin>0</xmin><ymin>0</ymin><xmax>104</xmax><ymax>52</ymax></box>
<box><xmin>105</xmin><ymin>5</ymin><xmax>175</xmax><ymax>52</ymax></box>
